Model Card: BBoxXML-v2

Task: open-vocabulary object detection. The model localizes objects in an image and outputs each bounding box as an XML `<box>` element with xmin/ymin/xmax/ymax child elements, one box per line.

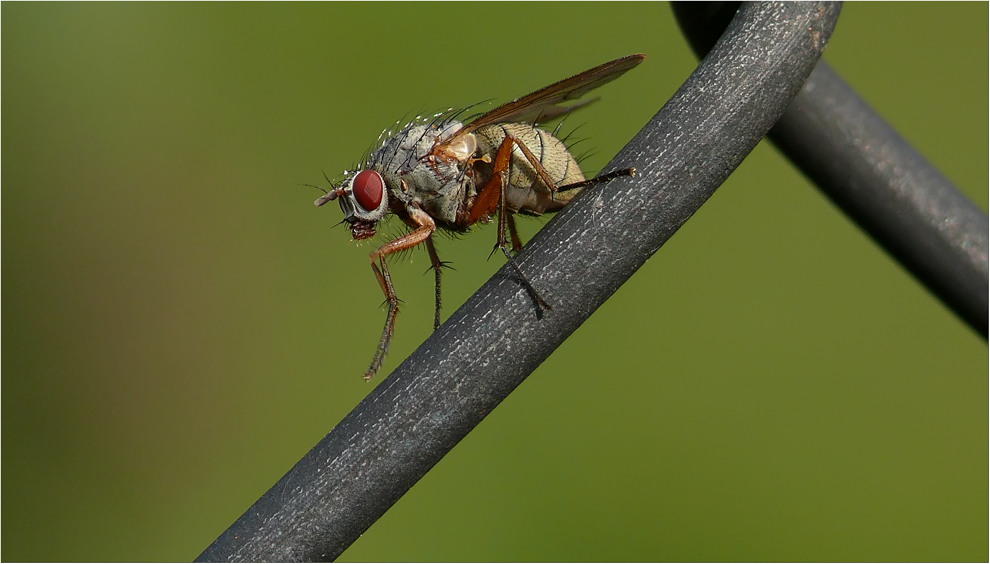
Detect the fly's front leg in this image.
<box><xmin>466</xmin><ymin>133</ymin><xmax>551</xmax><ymax>310</ymax></box>
<box><xmin>364</xmin><ymin>206</ymin><xmax>437</xmax><ymax>381</ymax></box>
<box><xmin>367</xmin><ymin>257</ymin><xmax>399</xmax><ymax>381</ymax></box>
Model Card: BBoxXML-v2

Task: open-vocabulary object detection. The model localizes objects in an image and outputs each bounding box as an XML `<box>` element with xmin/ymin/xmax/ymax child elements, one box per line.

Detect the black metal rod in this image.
<box><xmin>196</xmin><ymin>3</ymin><xmax>842</xmax><ymax>561</ymax></box>
<box><xmin>770</xmin><ymin>63</ymin><xmax>989</xmax><ymax>337</ymax></box>
<box><xmin>674</xmin><ymin>2</ymin><xmax>990</xmax><ymax>338</ymax></box>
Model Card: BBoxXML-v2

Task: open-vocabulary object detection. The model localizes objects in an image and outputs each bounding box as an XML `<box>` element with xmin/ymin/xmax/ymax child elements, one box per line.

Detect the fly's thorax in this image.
<box><xmin>474</xmin><ymin>123</ymin><xmax>586</xmax><ymax>215</ymax></box>
<box><xmin>367</xmin><ymin>119</ymin><xmax>474</xmax><ymax>225</ymax></box>
<box><xmin>368</xmin><ymin>119</ymin><xmax>468</xmax><ymax>178</ymax></box>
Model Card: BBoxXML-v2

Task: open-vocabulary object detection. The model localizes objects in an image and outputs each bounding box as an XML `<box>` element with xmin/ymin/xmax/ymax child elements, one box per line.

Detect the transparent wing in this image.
<box><xmin>436</xmin><ymin>54</ymin><xmax>646</xmax><ymax>151</ymax></box>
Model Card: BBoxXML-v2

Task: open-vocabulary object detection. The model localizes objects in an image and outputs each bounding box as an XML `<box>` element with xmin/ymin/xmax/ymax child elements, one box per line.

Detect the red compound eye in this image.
<box><xmin>352</xmin><ymin>170</ymin><xmax>384</xmax><ymax>212</ymax></box>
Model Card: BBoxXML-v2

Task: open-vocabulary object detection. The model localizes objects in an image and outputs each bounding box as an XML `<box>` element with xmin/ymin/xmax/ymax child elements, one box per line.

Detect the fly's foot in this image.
<box><xmin>499</xmin><ymin>246</ymin><xmax>552</xmax><ymax>311</ymax></box>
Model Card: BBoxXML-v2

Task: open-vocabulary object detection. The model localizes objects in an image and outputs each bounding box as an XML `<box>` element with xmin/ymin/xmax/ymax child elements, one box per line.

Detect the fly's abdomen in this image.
<box><xmin>475</xmin><ymin>123</ymin><xmax>585</xmax><ymax>215</ymax></box>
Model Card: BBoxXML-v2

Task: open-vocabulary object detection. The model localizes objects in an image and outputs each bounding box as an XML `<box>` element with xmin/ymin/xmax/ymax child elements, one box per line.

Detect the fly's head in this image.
<box><xmin>315</xmin><ymin>112</ymin><xmax>473</xmax><ymax>238</ymax></box>
<box><xmin>314</xmin><ymin>168</ymin><xmax>389</xmax><ymax>241</ymax></box>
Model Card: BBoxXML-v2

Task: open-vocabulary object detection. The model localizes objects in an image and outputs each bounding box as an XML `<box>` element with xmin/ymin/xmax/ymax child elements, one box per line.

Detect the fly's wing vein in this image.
<box><xmin>434</xmin><ymin>54</ymin><xmax>646</xmax><ymax>152</ymax></box>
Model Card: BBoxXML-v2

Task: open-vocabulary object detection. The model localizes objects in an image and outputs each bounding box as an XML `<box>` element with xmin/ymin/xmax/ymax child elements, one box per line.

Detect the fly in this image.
<box><xmin>315</xmin><ymin>54</ymin><xmax>645</xmax><ymax>380</ymax></box>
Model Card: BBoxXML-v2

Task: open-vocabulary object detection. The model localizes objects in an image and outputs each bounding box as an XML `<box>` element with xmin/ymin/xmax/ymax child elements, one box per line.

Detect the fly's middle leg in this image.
<box><xmin>423</xmin><ymin>236</ymin><xmax>446</xmax><ymax>331</ymax></box>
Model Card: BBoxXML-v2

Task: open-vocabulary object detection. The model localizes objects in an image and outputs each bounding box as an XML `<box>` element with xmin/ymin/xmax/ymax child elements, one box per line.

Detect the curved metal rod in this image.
<box><xmin>196</xmin><ymin>3</ymin><xmax>843</xmax><ymax>561</ymax></box>
<box><xmin>675</xmin><ymin>2</ymin><xmax>989</xmax><ymax>338</ymax></box>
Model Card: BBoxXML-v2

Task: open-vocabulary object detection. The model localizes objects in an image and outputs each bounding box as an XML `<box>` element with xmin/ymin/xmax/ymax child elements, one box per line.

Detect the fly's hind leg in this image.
<box><xmin>506</xmin><ymin>214</ymin><xmax>523</xmax><ymax>253</ymax></box>
<box><xmin>466</xmin><ymin>133</ymin><xmax>551</xmax><ymax>310</ymax></box>
<box><xmin>496</xmin><ymin>202</ymin><xmax>552</xmax><ymax>311</ymax></box>
<box><xmin>556</xmin><ymin>167</ymin><xmax>637</xmax><ymax>193</ymax></box>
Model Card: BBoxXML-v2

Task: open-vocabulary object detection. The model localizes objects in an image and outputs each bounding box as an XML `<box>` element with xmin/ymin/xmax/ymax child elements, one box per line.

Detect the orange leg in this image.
<box><xmin>465</xmin><ymin>133</ymin><xmax>552</xmax><ymax>310</ymax></box>
<box><xmin>365</xmin><ymin>206</ymin><xmax>437</xmax><ymax>381</ymax></box>
<box><xmin>465</xmin><ymin>133</ymin><xmax>565</xmax><ymax>225</ymax></box>
<box><xmin>464</xmin><ymin>134</ymin><xmax>513</xmax><ymax>225</ymax></box>
<box><xmin>506</xmin><ymin>214</ymin><xmax>523</xmax><ymax>253</ymax></box>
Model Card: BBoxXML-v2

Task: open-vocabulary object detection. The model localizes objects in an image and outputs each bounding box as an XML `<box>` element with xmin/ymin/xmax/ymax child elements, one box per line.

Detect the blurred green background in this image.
<box><xmin>3</xmin><ymin>2</ymin><xmax>986</xmax><ymax>562</ymax></box>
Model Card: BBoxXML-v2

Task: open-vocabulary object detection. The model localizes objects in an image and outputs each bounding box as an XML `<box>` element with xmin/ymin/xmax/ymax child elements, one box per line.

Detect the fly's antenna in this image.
<box><xmin>307</xmin><ymin>171</ymin><xmax>349</xmax><ymax>207</ymax></box>
<box><xmin>301</xmin><ymin>171</ymin><xmax>331</xmax><ymax>197</ymax></box>
<box><xmin>302</xmin><ymin>183</ymin><xmax>328</xmax><ymax>197</ymax></box>
<box><xmin>313</xmin><ymin>186</ymin><xmax>349</xmax><ymax>207</ymax></box>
